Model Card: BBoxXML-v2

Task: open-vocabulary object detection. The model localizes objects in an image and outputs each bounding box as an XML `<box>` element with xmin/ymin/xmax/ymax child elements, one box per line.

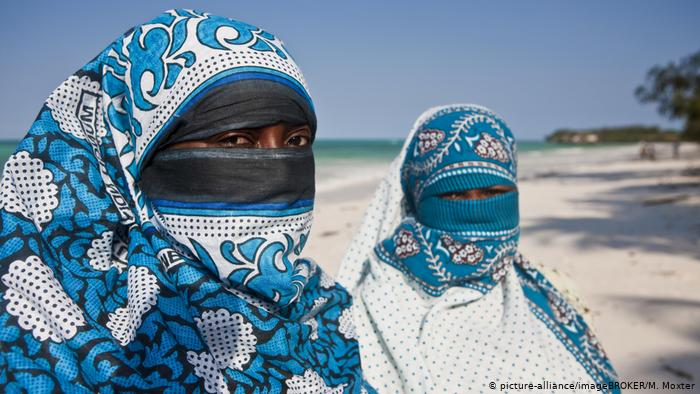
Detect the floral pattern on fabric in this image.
<box><xmin>0</xmin><ymin>9</ymin><xmax>373</xmax><ymax>393</ymax></box>
<box><xmin>514</xmin><ymin>254</ymin><xmax>619</xmax><ymax>390</ymax></box>
<box><xmin>377</xmin><ymin>220</ymin><xmax>518</xmax><ymax>296</ymax></box>
<box><xmin>415</xmin><ymin>129</ymin><xmax>445</xmax><ymax>156</ymax></box>
<box><xmin>340</xmin><ymin>104</ymin><xmax>618</xmax><ymax>393</ymax></box>
<box><xmin>2</xmin><ymin>256</ymin><xmax>86</xmax><ymax>342</ymax></box>
<box><xmin>475</xmin><ymin>132</ymin><xmax>510</xmax><ymax>163</ymax></box>
<box><xmin>438</xmin><ymin>234</ymin><xmax>484</xmax><ymax>265</ymax></box>
<box><xmin>393</xmin><ymin>229</ymin><xmax>420</xmax><ymax>258</ymax></box>
<box><xmin>286</xmin><ymin>369</ymin><xmax>346</xmax><ymax>394</ymax></box>
<box><xmin>194</xmin><ymin>309</ymin><xmax>257</xmax><ymax>370</ymax></box>
<box><xmin>0</xmin><ymin>151</ymin><xmax>59</xmax><ymax>229</ymax></box>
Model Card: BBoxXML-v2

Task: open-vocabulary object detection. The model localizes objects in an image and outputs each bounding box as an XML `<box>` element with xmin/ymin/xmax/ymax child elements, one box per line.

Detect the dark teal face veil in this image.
<box><xmin>405</xmin><ymin>113</ymin><xmax>519</xmax><ymax>233</ymax></box>
<box><xmin>377</xmin><ymin>105</ymin><xmax>519</xmax><ymax>295</ymax></box>
<box><xmin>357</xmin><ymin>104</ymin><xmax>618</xmax><ymax>391</ymax></box>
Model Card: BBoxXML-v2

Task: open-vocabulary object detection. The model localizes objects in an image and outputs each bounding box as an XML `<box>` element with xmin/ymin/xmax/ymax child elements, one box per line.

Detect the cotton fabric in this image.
<box><xmin>338</xmin><ymin>104</ymin><xmax>619</xmax><ymax>394</ymax></box>
<box><xmin>157</xmin><ymin>79</ymin><xmax>316</xmax><ymax>149</ymax></box>
<box><xmin>0</xmin><ymin>9</ymin><xmax>371</xmax><ymax>393</ymax></box>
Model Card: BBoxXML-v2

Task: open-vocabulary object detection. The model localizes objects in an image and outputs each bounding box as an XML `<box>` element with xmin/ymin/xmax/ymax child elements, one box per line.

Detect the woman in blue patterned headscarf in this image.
<box><xmin>0</xmin><ymin>9</ymin><xmax>372</xmax><ymax>393</ymax></box>
<box><xmin>338</xmin><ymin>104</ymin><xmax>619</xmax><ymax>393</ymax></box>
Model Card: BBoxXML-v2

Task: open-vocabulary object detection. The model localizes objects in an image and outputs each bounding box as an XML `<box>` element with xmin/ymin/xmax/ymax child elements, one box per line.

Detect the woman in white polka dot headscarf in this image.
<box><xmin>0</xmin><ymin>9</ymin><xmax>374</xmax><ymax>393</ymax></box>
<box><xmin>337</xmin><ymin>104</ymin><xmax>619</xmax><ymax>393</ymax></box>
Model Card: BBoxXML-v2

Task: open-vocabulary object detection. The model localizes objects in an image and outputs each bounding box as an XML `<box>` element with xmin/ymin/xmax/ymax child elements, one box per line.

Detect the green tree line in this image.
<box><xmin>546</xmin><ymin>126</ymin><xmax>679</xmax><ymax>144</ymax></box>
<box><xmin>548</xmin><ymin>50</ymin><xmax>699</xmax><ymax>143</ymax></box>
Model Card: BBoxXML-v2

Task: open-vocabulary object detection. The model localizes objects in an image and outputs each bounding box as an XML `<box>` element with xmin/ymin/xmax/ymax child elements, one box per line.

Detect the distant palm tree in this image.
<box><xmin>636</xmin><ymin>50</ymin><xmax>700</xmax><ymax>141</ymax></box>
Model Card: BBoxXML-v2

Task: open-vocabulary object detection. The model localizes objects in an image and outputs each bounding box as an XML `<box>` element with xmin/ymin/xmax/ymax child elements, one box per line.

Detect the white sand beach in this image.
<box><xmin>306</xmin><ymin>142</ymin><xmax>700</xmax><ymax>389</ymax></box>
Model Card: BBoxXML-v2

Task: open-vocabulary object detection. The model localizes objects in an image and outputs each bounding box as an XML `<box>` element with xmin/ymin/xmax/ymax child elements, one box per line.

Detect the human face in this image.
<box><xmin>167</xmin><ymin>123</ymin><xmax>312</xmax><ymax>149</ymax></box>
<box><xmin>439</xmin><ymin>185</ymin><xmax>516</xmax><ymax>200</ymax></box>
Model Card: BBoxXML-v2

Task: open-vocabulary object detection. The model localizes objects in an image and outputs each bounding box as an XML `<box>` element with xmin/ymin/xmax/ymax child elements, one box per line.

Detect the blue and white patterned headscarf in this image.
<box><xmin>380</xmin><ymin>104</ymin><xmax>520</xmax><ymax>296</ymax></box>
<box><xmin>338</xmin><ymin>104</ymin><xmax>619</xmax><ymax>393</ymax></box>
<box><xmin>0</xmin><ymin>9</ymin><xmax>372</xmax><ymax>393</ymax></box>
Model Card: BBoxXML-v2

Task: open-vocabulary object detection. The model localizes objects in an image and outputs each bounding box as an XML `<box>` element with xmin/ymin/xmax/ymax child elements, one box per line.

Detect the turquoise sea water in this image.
<box><xmin>313</xmin><ymin>139</ymin><xmax>560</xmax><ymax>163</ymax></box>
<box><xmin>0</xmin><ymin>139</ymin><xmax>597</xmax><ymax>169</ymax></box>
<box><xmin>1</xmin><ymin>141</ymin><xmax>15</xmax><ymax>168</ymax></box>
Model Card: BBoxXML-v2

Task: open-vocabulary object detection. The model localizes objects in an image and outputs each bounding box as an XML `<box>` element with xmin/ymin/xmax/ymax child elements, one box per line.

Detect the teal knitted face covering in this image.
<box><xmin>352</xmin><ymin>105</ymin><xmax>619</xmax><ymax>389</ymax></box>
<box><xmin>375</xmin><ymin>105</ymin><xmax>520</xmax><ymax>295</ymax></box>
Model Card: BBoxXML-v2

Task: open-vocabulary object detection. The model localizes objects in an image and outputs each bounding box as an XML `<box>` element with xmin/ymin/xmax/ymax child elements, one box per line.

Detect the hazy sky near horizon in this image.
<box><xmin>1</xmin><ymin>1</ymin><xmax>698</xmax><ymax>140</ymax></box>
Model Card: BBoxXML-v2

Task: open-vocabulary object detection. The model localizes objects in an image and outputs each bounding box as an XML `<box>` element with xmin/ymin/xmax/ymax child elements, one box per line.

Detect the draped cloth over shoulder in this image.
<box><xmin>337</xmin><ymin>104</ymin><xmax>619</xmax><ymax>393</ymax></box>
<box><xmin>0</xmin><ymin>9</ymin><xmax>373</xmax><ymax>393</ymax></box>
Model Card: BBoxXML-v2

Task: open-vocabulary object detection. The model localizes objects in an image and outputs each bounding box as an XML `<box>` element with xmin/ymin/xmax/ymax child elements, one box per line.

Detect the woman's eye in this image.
<box><xmin>478</xmin><ymin>189</ymin><xmax>506</xmax><ymax>198</ymax></box>
<box><xmin>219</xmin><ymin>135</ymin><xmax>254</xmax><ymax>147</ymax></box>
<box><xmin>287</xmin><ymin>135</ymin><xmax>310</xmax><ymax>147</ymax></box>
<box><xmin>439</xmin><ymin>187</ymin><xmax>512</xmax><ymax>200</ymax></box>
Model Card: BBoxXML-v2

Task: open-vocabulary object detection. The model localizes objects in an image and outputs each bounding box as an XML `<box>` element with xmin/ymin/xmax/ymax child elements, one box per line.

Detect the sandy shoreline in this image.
<box><xmin>306</xmin><ymin>143</ymin><xmax>700</xmax><ymax>389</ymax></box>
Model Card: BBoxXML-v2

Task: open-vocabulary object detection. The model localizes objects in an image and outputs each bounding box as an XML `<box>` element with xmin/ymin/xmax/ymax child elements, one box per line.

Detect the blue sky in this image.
<box><xmin>1</xmin><ymin>1</ymin><xmax>698</xmax><ymax>140</ymax></box>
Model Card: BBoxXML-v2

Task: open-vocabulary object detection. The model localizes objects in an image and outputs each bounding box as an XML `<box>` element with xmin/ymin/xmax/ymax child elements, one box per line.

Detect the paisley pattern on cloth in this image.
<box><xmin>338</xmin><ymin>104</ymin><xmax>619</xmax><ymax>393</ymax></box>
<box><xmin>0</xmin><ymin>9</ymin><xmax>372</xmax><ymax>393</ymax></box>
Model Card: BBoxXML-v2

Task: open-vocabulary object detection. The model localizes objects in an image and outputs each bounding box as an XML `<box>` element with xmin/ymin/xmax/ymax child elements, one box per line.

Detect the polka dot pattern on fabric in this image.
<box><xmin>46</xmin><ymin>75</ymin><xmax>105</xmax><ymax>140</ymax></box>
<box><xmin>132</xmin><ymin>46</ymin><xmax>308</xmax><ymax>165</ymax></box>
<box><xmin>0</xmin><ymin>151</ymin><xmax>59</xmax><ymax>229</ymax></box>
<box><xmin>186</xmin><ymin>351</ymin><xmax>230</xmax><ymax>394</ymax></box>
<box><xmin>195</xmin><ymin>309</ymin><xmax>257</xmax><ymax>370</ymax></box>
<box><xmin>87</xmin><ymin>231</ymin><xmax>114</xmax><ymax>271</ymax></box>
<box><xmin>224</xmin><ymin>286</ymin><xmax>276</xmax><ymax>313</ymax></box>
<box><xmin>338</xmin><ymin>104</ymin><xmax>608</xmax><ymax>393</ymax></box>
<box><xmin>303</xmin><ymin>317</ymin><xmax>319</xmax><ymax>340</ymax></box>
<box><xmin>1</xmin><ymin>256</ymin><xmax>86</xmax><ymax>342</ymax></box>
<box><xmin>319</xmin><ymin>271</ymin><xmax>336</xmax><ymax>289</ymax></box>
<box><xmin>338</xmin><ymin>308</ymin><xmax>357</xmax><ymax>340</ymax></box>
<box><xmin>0</xmin><ymin>9</ymin><xmax>370</xmax><ymax>393</ymax></box>
<box><xmin>285</xmin><ymin>369</ymin><xmax>345</xmax><ymax>394</ymax></box>
<box><xmin>351</xmin><ymin>264</ymin><xmax>598</xmax><ymax>393</ymax></box>
<box><xmin>160</xmin><ymin>211</ymin><xmax>312</xmax><ymax>240</ymax></box>
<box><xmin>106</xmin><ymin>266</ymin><xmax>160</xmax><ymax>345</ymax></box>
